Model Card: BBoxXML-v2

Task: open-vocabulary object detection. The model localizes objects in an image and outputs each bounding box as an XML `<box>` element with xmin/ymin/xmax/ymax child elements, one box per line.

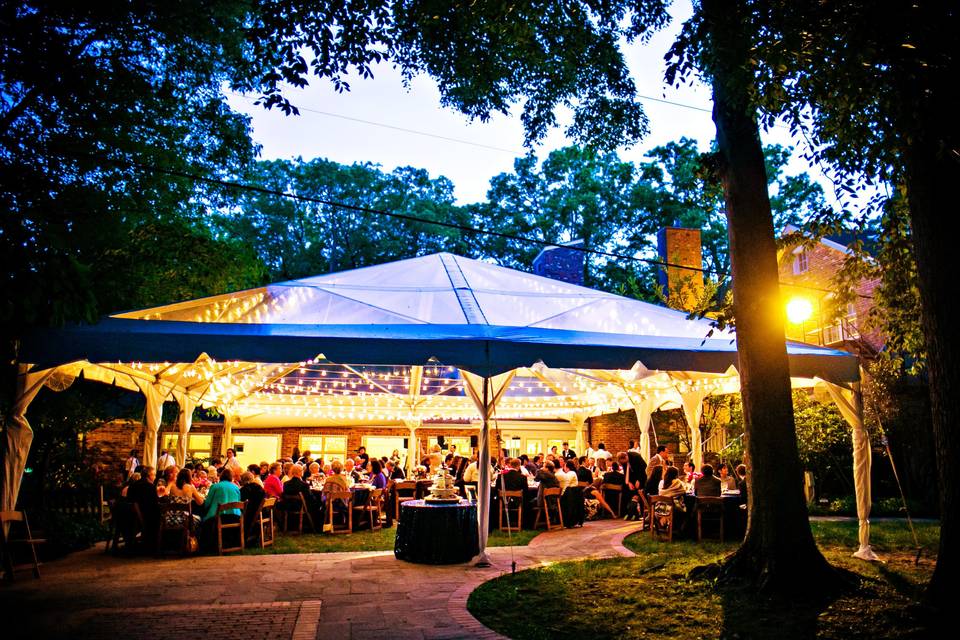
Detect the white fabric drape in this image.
<box><xmin>221</xmin><ymin>410</ymin><xmax>236</xmax><ymax>457</ymax></box>
<box><xmin>134</xmin><ymin>381</ymin><xmax>165</xmax><ymax>469</ymax></box>
<box><xmin>822</xmin><ymin>380</ymin><xmax>877</xmax><ymax>560</ymax></box>
<box><xmin>176</xmin><ymin>394</ymin><xmax>196</xmax><ymax>466</ymax></box>
<box><xmin>679</xmin><ymin>388</ymin><xmax>709</xmax><ymax>470</ymax></box>
<box><xmin>403</xmin><ymin>418</ymin><xmax>422</xmax><ymax>475</ymax></box>
<box><xmin>3</xmin><ymin>366</ymin><xmax>54</xmax><ymax>514</ymax></box>
<box><xmin>570</xmin><ymin>414</ymin><xmax>587</xmax><ymax>458</ymax></box>
<box><xmin>462</xmin><ymin>369</ymin><xmax>516</xmax><ymax>563</ymax></box>
<box><xmin>630</xmin><ymin>396</ymin><xmax>654</xmax><ymax>461</ymax></box>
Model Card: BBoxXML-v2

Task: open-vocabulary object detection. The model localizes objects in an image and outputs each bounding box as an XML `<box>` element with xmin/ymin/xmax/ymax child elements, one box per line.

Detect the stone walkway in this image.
<box><xmin>0</xmin><ymin>520</ymin><xmax>643</xmax><ymax>639</ymax></box>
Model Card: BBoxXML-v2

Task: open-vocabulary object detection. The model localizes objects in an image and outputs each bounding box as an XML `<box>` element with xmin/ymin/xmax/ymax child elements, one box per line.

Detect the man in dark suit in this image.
<box><xmin>500</xmin><ymin>458</ymin><xmax>528</xmax><ymax>491</ymax></box>
<box><xmin>386</xmin><ymin>460</ymin><xmax>406</xmax><ymax>480</ymax></box>
<box><xmin>561</xmin><ymin>442</ymin><xmax>577</xmax><ymax>460</ymax></box>
<box><xmin>694</xmin><ymin>464</ymin><xmax>722</xmax><ymax>497</ymax></box>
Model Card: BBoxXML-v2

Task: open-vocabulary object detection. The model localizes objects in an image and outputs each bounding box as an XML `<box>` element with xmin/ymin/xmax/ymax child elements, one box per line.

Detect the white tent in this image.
<box><xmin>8</xmin><ymin>253</ymin><xmax>875</xmax><ymax>559</ymax></box>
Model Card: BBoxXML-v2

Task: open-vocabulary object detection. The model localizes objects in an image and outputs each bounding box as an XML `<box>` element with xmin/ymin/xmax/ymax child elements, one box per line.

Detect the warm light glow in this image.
<box><xmin>786</xmin><ymin>297</ymin><xmax>814</xmax><ymax>324</ymax></box>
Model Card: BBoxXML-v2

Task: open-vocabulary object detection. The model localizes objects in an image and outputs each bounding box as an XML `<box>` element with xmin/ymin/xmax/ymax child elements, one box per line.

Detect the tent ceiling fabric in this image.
<box><xmin>17</xmin><ymin>251</ymin><xmax>857</xmax><ymax>425</ymax></box>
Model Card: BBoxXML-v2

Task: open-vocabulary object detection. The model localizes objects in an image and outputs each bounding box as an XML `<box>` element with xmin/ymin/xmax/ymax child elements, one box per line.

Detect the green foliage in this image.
<box><xmin>36</xmin><ymin>512</ymin><xmax>109</xmax><ymax>557</ymax></box>
<box><xmin>792</xmin><ymin>390</ymin><xmax>852</xmax><ymax>483</ymax></box>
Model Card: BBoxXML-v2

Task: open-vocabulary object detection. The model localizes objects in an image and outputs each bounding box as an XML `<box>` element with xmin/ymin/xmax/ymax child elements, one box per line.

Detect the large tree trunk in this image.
<box><xmin>704</xmin><ymin>0</ymin><xmax>834</xmax><ymax>592</ymax></box>
<box><xmin>904</xmin><ymin>134</ymin><xmax>959</xmax><ymax>612</ymax></box>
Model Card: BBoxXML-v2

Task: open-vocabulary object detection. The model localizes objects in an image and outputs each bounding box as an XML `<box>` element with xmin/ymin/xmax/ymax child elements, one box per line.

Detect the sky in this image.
<box><xmin>226</xmin><ymin>1</ymin><xmax>834</xmax><ymax>207</ymax></box>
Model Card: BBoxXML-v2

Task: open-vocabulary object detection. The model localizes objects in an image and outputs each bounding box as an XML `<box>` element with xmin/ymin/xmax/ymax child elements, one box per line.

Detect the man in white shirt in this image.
<box><xmin>157</xmin><ymin>449</ymin><xmax>176</xmax><ymax>471</ymax></box>
<box><xmin>628</xmin><ymin>440</ymin><xmax>641</xmax><ymax>454</ymax></box>
<box><xmin>556</xmin><ymin>459</ymin><xmax>578</xmax><ymax>492</ymax></box>
<box><xmin>585</xmin><ymin>442</ymin><xmax>596</xmax><ymax>459</ymax></box>
<box><xmin>594</xmin><ymin>442</ymin><xmax>613</xmax><ymax>461</ymax></box>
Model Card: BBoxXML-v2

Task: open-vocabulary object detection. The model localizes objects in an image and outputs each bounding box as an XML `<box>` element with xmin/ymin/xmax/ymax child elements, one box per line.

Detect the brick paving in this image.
<box><xmin>0</xmin><ymin>520</ymin><xmax>642</xmax><ymax>639</ymax></box>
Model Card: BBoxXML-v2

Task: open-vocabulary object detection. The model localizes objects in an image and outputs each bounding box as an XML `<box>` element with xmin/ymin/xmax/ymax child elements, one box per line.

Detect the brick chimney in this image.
<box><xmin>532</xmin><ymin>240</ymin><xmax>585</xmax><ymax>285</ymax></box>
<box><xmin>657</xmin><ymin>227</ymin><xmax>704</xmax><ymax>311</ymax></box>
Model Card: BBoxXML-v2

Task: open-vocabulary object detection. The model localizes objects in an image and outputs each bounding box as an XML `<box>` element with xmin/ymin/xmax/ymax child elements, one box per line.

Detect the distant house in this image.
<box><xmin>777</xmin><ymin>224</ymin><xmax>883</xmax><ymax>356</ymax></box>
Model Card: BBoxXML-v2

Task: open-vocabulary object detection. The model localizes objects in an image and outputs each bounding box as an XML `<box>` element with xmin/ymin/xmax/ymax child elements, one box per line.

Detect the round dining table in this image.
<box><xmin>394</xmin><ymin>499</ymin><xmax>479</xmax><ymax>564</ymax></box>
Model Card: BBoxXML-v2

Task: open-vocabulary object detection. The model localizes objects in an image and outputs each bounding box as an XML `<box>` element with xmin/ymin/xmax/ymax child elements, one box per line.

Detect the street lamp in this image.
<box><xmin>786</xmin><ymin>296</ymin><xmax>814</xmax><ymax>324</ymax></box>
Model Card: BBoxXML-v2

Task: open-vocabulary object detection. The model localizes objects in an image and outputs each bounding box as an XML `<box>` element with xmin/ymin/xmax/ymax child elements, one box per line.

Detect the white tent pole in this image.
<box><xmin>3</xmin><ymin>365</ymin><xmax>54</xmax><ymax>515</ymax></box>
<box><xmin>176</xmin><ymin>394</ymin><xmax>196</xmax><ymax>467</ymax></box>
<box><xmin>821</xmin><ymin>378</ymin><xmax>877</xmax><ymax>561</ymax></box>
<box><xmin>136</xmin><ymin>381</ymin><xmax>164</xmax><ymax>469</ymax></box>
<box><xmin>221</xmin><ymin>408</ymin><xmax>235</xmax><ymax>457</ymax></box>
<box><xmin>679</xmin><ymin>387</ymin><xmax>707</xmax><ymax>469</ymax></box>
<box><xmin>571</xmin><ymin>413</ymin><xmax>587</xmax><ymax>458</ymax></box>
<box><xmin>476</xmin><ymin>376</ymin><xmax>491</xmax><ymax>566</ymax></box>
<box><xmin>402</xmin><ymin>417</ymin><xmax>421</xmax><ymax>475</ymax></box>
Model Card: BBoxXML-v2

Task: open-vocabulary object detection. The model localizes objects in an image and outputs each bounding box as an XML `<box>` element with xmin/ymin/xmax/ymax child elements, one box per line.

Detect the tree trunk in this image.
<box><xmin>903</xmin><ymin>134</ymin><xmax>959</xmax><ymax>612</ymax></box>
<box><xmin>704</xmin><ymin>0</ymin><xmax>835</xmax><ymax>592</ymax></box>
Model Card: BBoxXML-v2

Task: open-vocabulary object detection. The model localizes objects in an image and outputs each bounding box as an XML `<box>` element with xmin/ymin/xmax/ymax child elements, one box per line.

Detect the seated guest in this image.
<box><xmin>323</xmin><ymin>460</ymin><xmax>351</xmax><ymax>493</ymax></box>
<box><xmin>694</xmin><ymin>464</ymin><xmax>722</xmax><ymax>497</ymax></box>
<box><xmin>308</xmin><ymin>462</ymin><xmax>325</xmax><ymax>491</ymax></box>
<box><xmin>323</xmin><ymin>463</ymin><xmax>333</xmax><ymax>476</ymax></box>
<box><xmin>521</xmin><ymin>454</ymin><xmax>537</xmax><ymax>477</ymax></box>
<box><xmin>653</xmin><ymin>466</ymin><xmax>689</xmax><ymax>531</ymax></box>
<box><xmin>206</xmin><ymin>466</ymin><xmax>219</xmax><ymax>486</ymax></box>
<box><xmin>386</xmin><ymin>460</ymin><xmax>405</xmax><ymax>480</ymax></box>
<box><xmin>659</xmin><ymin>466</ymin><xmax>686</xmax><ymax>497</ymax></box>
<box><xmin>191</xmin><ymin>466</ymin><xmax>210</xmax><ymax>490</ymax></box>
<box><xmin>462</xmin><ymin>457</ymin><xmax>479</xmax><ymax>484</ymax></box>
<box><xmin>127</xmin><ymin>466</ymin><xmax>160</xmax><ymax>548</ymax></box>
<box><xmin>282</xmin><ymin>464</ymin><xmax>312</xmax><ymax>504</ymax></box>
<box><xmin>281</xmin><ymin>462</ymin><xmax>294</xmax><ymax>483</ymax></box>
<box><xmin>684</xmin><ymin>461</ymin><xmax>701</xmax><ymax>484</ymax></box>
<box><xmin>246</xmin><ymin>464</ymin><xmax>264</xmax><ymax>486</ymax></box>
<box><xmin>368</xmin><ymin>459</ymin><xmax>388</xmax><ymax>490</ymax></box>
<box><xmin>603</xmin><ymin>461</ymin><xmax>625</xmax><ymax>487</ymax></box>
<box><xmin>644</xmin><ymin>465</ymin><xmax>663</xmax><ymax>497</ymax></box>
<box><xmin>239</xmin><ymin>471</ymin><xmax>266</xmax><ymax>536</ymax></box>
<box><xmin>200</xmin><ymin>468</ymin><xmax>242</xmax><ymax>552</ymax></box>
<box><xmin>344</xmin><ymin>458</ymin><xmax>363</xmax><ymax>483</ymax></box>
<box><xmin>575</xmin><ymin>458</ymin><xmax>594</xmax><ymax>485</ymax></box>
<box><xmin>536</xmin><ymin>460</ymin><xmax>559</xmax><ymax>489</ymax></box>
<box><xmin>158</xmin><ymin>465</ymin><xmax>178</xmax><ymax>497</ymax></box>
<box><xmin>163</xmin><ymin>468</ymin><xmax>203</xmax><ymax>531</ymax></box>
<box><xmin>556</xmin><ymin>458</ymin><xmax>578</xmax><ymax>492</ymax></box>
<box><xmin>264</xmin><ymin>462</ymin><xmax>284</xmax><ymax>498</ymax></box>
<box><xmin>259</xmin><ymin>462</ymin><xmax>270</xmax><ymax>482</ymax></box>
<box><xmin>717</xmin><ymin>463</ymin><xmax>738</xmax><ymax>492</ymax></box>
<box><xmin>500</xmin><ymin>458</ymin><xmax>528</xmax><ymax>491</ymax></box>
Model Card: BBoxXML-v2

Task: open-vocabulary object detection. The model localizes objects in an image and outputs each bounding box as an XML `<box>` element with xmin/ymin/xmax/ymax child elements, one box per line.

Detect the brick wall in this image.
<box><xmin>657</xmin><ymin>227</ymin><xmax>704</xmax><ymax>311</ymax></box>
<box><xmin>588</xmin><ymin>408</ymin><xmax>690</xmax><ymax>462</ymax></box>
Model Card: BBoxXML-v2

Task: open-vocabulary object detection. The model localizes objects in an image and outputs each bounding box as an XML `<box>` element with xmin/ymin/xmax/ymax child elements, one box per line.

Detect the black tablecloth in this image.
<box><xmin>394</xmin><ymin>499</ymin><xmax>479</xmax><ymax>564</ymax></box>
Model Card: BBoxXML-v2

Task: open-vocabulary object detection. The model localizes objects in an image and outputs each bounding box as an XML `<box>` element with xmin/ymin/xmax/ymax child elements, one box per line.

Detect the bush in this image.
<box><xmin>36</xmin><ymin>511</ymin><xmax>110</xmax><ymax>559</ymax></box>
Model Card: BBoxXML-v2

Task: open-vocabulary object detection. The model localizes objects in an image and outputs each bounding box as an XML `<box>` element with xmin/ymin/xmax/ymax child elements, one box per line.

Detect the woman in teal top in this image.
<box><xmin>202</xmin><ymin>468</ymin><xmax>242</xmax><ymax>521</ymax></box>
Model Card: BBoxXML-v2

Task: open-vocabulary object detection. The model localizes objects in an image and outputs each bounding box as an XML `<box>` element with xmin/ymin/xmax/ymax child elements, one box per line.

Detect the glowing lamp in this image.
<box><xmin>786</xmin><ymin>297</ymin><xmax>814</xmax><ymax>324</ymax></box>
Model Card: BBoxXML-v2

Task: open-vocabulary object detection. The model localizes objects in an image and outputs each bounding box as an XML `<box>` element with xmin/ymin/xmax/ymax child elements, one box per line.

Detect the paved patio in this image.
<box><xmin>0</xmin><ymin>520</ymin><xmax>643</xmax><ymax>639</ymax></box>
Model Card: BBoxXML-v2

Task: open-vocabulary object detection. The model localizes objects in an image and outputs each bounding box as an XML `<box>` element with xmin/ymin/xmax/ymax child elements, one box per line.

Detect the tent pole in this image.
<box><xmin>176</xmin><ymin>395</ymin><xmax>195</xmax><ymax>467</ymax></box>
<box><xmin>475</xmin><ymin>376</ymin><xmax>492</xmax><ymax>567</ymax></box>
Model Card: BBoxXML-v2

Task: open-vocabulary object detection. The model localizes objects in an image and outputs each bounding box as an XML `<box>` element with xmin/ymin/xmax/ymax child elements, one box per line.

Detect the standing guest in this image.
<box><xmin>210</xmin><ymin>456</ymin><xmax>223</xmax><ymax>472</ymax></box>
<box><xmin>584</xmin><ymin>441</ymin><xmax>596</xmax><ymax>460</ymax></box>
<box><xmin>264</xmin><ymin>462</ymin><xmax>284</xmax><ymax>499</ymax></box>
<box><xmin>291</xmin><ymin>447</ymin><xmax>301</xmax><ymax>465</ymax></box>
<box><xmin>684</xmin><ymin>461</ymin><xmax>701</xmax><ymax>484</ymax></box>
<box><xmin>356</xmin><ymin>446</ymin><xmax>370</xmax><ymax>469</ymax></box>
<box><xmin>623</xmin><ymin>450</ymin><xmax>648</xmax><ymax>495</ymax></box>
<box><xmin>561</xmin><ymin>441</ymin><xmax>577</xmax><ymax>460</ymax></box>
<box><xmin>717</xmin><ymin>463</ymin><xmax>738</xmax><ymax>492</ymax></box>
<box><xmin>157</xmin><ymin>449</ymin><xmax>176</xmax><ymax>471</ymax></box>
<box><xmin>390</xmin><ymin>449</ymin><xmax>402</xmax><ymax>464</ymax></box>
<box><xmin>368</xmin><ymin>459</ymin><xmax>388</xmax><ymax>489</ymax></box>
<box><xmin>223</xmin><ymin>449</ymin><xmax>242</xmax><ymax>478</ymax></box>
<box><xmin>594</xmin><ymin>442</ymin><xmax>612</xmax><ymax>461</ymax></box>
<box><xmin>125</xmin><ymin>449</ymin><xmax>140</xmax><ymax>480</ymax></box>
<box><xmin>694</xmin><ymin>464</ymin><xmax>722</xmax><ymax>497</ymax></box>
<box><xmin>549</xmin><ymin>445</ymin><xmax>559</xmax><ymax>458</ymax></box>
<box><xmin>648</xmin><ymin>445</ymin><xmax>669</xmax><ymax>471</ymax></box>
<box><xmin>200</xmin><ymin>468</ymin><xmax>242</xmax><ymax>552</ymax></box>
<box><xmin>628</xmin><ymin>440</ymin><xmax>641</xmax><ymax>454</ymax></box>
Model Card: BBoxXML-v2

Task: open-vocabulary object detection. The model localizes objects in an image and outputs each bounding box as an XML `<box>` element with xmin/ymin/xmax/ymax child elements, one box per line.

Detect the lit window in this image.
<box><xmin>160</xmin><ymin>433</ymin><xmax>212</xmax><ymax>460</ymax></box>
<box><xmin>428</xmin><ymin>436</ymin><xmax>472</xmax><ymax>455</ymax></box>
<box><xmin>299</xmin><ymin>435</ymin><xmax>347</xmax><ymax>463</ymax></box>
<box><xmin>793</xmin><ymin>251</ymin><xmax>809</xmax><ymax>274</ymax></box>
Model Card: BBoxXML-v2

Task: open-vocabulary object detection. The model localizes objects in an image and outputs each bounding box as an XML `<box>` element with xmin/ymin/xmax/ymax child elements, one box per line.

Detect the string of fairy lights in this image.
<box><xmin>105</xmin><ymin>355</ymin><xmax>740</xmax><ymax>423</ymax></box>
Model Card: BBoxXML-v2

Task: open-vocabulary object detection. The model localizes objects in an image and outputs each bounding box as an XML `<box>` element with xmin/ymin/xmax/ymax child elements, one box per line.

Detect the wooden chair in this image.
<box><xmin>106</xmin><ymin>501</ymin><xmax>143</xmax><ymax>554</ymax></box>
<box><xmin>499</xmin><ymin>490</ymin><xmax>524</xmax><ymax>532</ymax></box>
<box><xmin>638</xmin><ymin>491</ymin><xmax>652</xmax><ymax>530</ymax></box>
<box><xmin>696</xmin><ymin>496</ymin><xmax>725</xmax><ymax>542</ymax></box>
<box><xmin>393</xmin><ymin>481</ymin><xmax>418</xmax><ymax>520</ymax></box>
<box><xmin>534</xmin><ymin>487</ymin><xmax>564</xmax><ymax>531</ymax></box>
<box><xmin>1</xmin><ymin>511</ymin><xmax>44</xmax><ymax>580</ymax></box>
<box><xmin>216</xmin><ymin>502</ymin><xmax>246</xmax><ymax>555</ymax></box>
<box><xmin>464</xmin><ymin>485</ymin><xmax>478</xmax><ymax>503</ymax></box>
<box><xmin>325</xmin><ymin>491</ymin><xmax>353</xmax><ymax>534</ymax></box>
<box><xmin>156</xmin><ymin>500</ymin><xmax>192</xmax><ymax>557</ymax></box>
<box><xmin>650</xmin><ymin>496</ymin><xmax>675</xmax><ymax>542</ymax></box>
<box><xmin>601</xmin><ymin>483</ymin><xmax>623</xmax><ymax>517</ymax></box>
<box><xmin>255</xmin><ymin>497</ymin><xmax>276</xmax><ymax>549</ymax></box>
<box><xmin>577</xmin><ymin>481</ymin><xmax>591</xmax><ymax>488</ymax></box>
<box><xmin>353</xmin><ymin>489</ymin><xmax>383</xmax><ymax>532</ymax></box>
<box><xmin>280</xmin><ymin>494</ymin><xmax>314</xmax><ymax>534</ymax></box>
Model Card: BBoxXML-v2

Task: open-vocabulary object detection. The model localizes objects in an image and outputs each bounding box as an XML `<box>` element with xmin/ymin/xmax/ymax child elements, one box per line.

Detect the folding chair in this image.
<box><xmin>650</xmin><ymin>496</ymin><xmax>675</xmax><ymax>542</ymax></box>
<box><xmin>1</xmin><ymin>511</ymin><xmax>44</xmax><ymax>580</ymax></box>
<box><xmin>280</xmin><ymin>494</ymin><xmax>315</xmax><ymax>534</ymax></box>
<box><xmin>157</xmin><ymin>500</ymin><xmax>192</xmax><ymax>557</ymax></box>
<box><xmin>601</xmin><ymin>483</ymin><xmax>623</xmax><ymax>517</ymax></box>
<box><xmin>215</xmin><ymin>502</ymin><xmax>246</xmax><ymax>555</ymax></box>
<box><xmin>534</xmin><ymin>487</ymin><xmax>564</xmax><ymax>531</ymax></box>
<box><xmin>499</xmin><ymin>490</ymin><xmax>523</xmax><ymax>532</ymax></box>
<box><xmin>353</xmin><ymin>489</ymin><xmax>383</xmax><ymax>531</ymax></box>
<box><xmin>256</xmin><ymin>497</ymin><xmax>276</xmax><ymax>548</ymax></box>
<box><xmin>696</xmin><ymin>496</ymin><xmax>725</xmax><ymax>542</ymax></box>
<box><xmin>393</xmin><ymin>481</ymin><xmax>418</xmax><ymax>520</ymax></box>
<box><xmin>325</xmin><ymin>491</ymin><xmax>353</xmax><ymax>534</ymax></box>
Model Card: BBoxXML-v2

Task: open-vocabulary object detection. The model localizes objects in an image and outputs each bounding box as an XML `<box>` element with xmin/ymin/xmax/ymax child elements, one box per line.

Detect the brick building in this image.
<box><xmin>778</xmin><ymin>224</ymin><xmax>883</xmax><ymax>354</ymax></box>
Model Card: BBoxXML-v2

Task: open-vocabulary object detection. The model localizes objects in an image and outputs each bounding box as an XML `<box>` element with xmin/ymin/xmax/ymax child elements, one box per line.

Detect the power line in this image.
<box><xmin>52</xmin><ymin>148</ymin><xmax>871</xmax><ymax>300</ymax></box>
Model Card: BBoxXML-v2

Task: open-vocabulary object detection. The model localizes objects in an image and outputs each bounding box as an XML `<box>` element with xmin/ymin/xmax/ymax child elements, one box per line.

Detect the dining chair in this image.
<box><xmin>353</xmin><ymin>489</ymin><xmax>383</xmax><ymax>532</ymax></box>
<box><xmin>394</xmin><ymin>481</ymin><xmax>418</xmax><ymax>520</ymax></box>
<box><xmin>215</xmin><ymin>502</ymin><xmax>246</xmax><ymax>555</ymax></box>
<box><xmin>499</xmin><ymin>490</ymin><xmax>524</xmax><ymax>532</ymax></box>
<box><xmin>650</xmin><ymin>496</ymin><xmax>675</xmax><ymax>542</ymax></box>
<box><xmin>325</xmin><ymin>491</ymin><xmax>353</xmax><ymax>534</ymax></box>
<box><xmin>156</xmin><ymin>500</ymin><xmax>191</xmax><ymax>557</ymax></box>
<box><xmin>696</xmin><ymin>496</ymin><xmax>725</xmax><ymax>542</ymax></box>
<box><xmin>534</xmin><ymin>487</ymin><xmax>564</xmax><ymax>531</ymax></box>
<box><xmin>601</xmin><ymin>483</ymin><xmax>623</xmax><ymax>517</ymax></box>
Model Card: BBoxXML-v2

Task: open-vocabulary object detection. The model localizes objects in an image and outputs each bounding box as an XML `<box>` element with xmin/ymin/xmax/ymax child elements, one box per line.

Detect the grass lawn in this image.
<box><xmin>468</xmin><ymin>520</ymin><xmax>940</xmax><ymax>639</ymax></box>
<box><xmin>246</xmin><ymin>525</ymin><xmax>541</xmax><ymax>555</ymax></box>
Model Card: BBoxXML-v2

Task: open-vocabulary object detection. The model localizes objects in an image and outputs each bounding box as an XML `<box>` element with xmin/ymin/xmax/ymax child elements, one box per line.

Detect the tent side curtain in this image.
<box><xmin>21</xmin><ymin>319</ymin><xmax>860</xmax><ymax>381</ymax></box>
<box><xmin>3</xmin><ymin>366</ymin><xmax>55</xmax><ymax>513</ymax></box>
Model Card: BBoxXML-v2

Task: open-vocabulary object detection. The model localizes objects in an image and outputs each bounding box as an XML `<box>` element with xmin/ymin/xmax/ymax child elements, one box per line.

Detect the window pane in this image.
<box><xmin>526</xmin><ymin>440</ymin><xmax>543</xmax><ymax>456</ymax></box>
<box><xmin>546</xmin><ymin>439</ymin><xmax>565</xmax><ymax>455</ymax></box>
<box><xmin>363</xmin><ymin>436</ymin><xmax>407</xmax><ymax>461</ymax></box>
<box><xmin>161</xmin><ymin>434</ymin><xmax>179</xmax><ymax>451</ymax></box>
<box><xmin>323</xmin><ymin>436</ymin><xmax>347</xmax><ymax>457</ymax></box>
<box><xmin>299</xmin><ymin>435</ymin><xmax>325</xmax><ymax>455</ymax></box>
